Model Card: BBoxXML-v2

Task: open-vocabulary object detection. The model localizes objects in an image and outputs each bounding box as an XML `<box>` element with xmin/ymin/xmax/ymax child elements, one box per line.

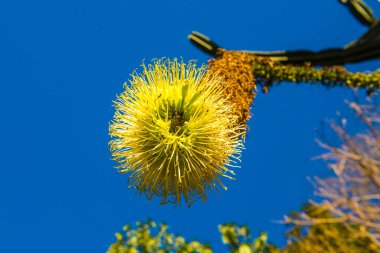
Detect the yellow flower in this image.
<box><xmin>238</xmin><ymin>244</ymin><xmax>252</xmax><ymax>253</ymax></box>
<box><xmin>109</xmin><ymin>58</ymin><xmax>243</xmax><ymax>205</ymax></box>
<box><xmin>115</xmin><ymin>232</ymin><xmax>123</xmax><ymax>241</ymax></box>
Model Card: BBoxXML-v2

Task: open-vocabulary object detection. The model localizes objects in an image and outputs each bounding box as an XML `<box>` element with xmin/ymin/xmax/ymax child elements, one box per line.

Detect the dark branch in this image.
<box><xmin>188</xmin><ymin>0</ymin><xmax>380</xmax><ymax>66</ymax></box>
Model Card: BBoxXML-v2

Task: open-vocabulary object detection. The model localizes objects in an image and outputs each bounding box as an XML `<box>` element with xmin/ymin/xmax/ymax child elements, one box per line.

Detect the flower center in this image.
<box><xmin>169</xmin><ymin>109</ymin><xmax>185</xmax><ymax>133</ymax></box>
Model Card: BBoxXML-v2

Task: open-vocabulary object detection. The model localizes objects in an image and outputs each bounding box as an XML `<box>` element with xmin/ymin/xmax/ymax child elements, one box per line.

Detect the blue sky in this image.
<box><xmin>1</xmin><ymin>0</ymin><xmax>380</xmax><ymax>252</ymax></box>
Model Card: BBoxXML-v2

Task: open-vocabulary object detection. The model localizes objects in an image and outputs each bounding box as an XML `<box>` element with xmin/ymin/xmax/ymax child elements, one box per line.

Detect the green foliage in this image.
<box><xmin>108</xmin><ymin>218</ymin><xmax>380</xmax><ymax>253</ymax></box>
<box><xmin>219</xmin><ymin>223</ymin><xmax>279</xmax><ymax>253</ymax></box>
<box><xmin>108</xmin><ymin>221</ymin><xmax>279</xmax><ymax>253</ymax></box>
<box><xmin>107</xmin><ymin>220</ymin><xmax>212</xmax><ymax>253</ymax></box>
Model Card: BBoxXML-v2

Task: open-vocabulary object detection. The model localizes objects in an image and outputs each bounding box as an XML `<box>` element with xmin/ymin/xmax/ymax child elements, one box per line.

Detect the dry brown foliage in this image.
<box><xmin>284</xmin><ymin>98</ymin><xmax>380</xmax><ymax>252</ymax></box>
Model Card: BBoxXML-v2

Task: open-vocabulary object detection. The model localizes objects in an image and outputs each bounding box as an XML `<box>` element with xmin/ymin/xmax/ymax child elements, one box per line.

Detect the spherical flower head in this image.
<box><xmin>109</xmin><ymin>58</ymin><xmax>244</xmax><ymax>206</ymax></box>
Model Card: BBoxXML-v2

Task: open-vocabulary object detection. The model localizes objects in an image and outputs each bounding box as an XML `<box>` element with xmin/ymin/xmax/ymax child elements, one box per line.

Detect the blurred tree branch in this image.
<box><xmin>283</xmin><ymin>99</ymin><xmax>380</xmax><ymax>252</ymax></box>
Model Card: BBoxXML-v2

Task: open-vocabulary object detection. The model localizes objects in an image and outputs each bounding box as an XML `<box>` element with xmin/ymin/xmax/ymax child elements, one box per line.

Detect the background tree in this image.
<box><xmin>283</xmin><ymin>99</ymin><xmax>380</xmax><ymax>252</ymax></box>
